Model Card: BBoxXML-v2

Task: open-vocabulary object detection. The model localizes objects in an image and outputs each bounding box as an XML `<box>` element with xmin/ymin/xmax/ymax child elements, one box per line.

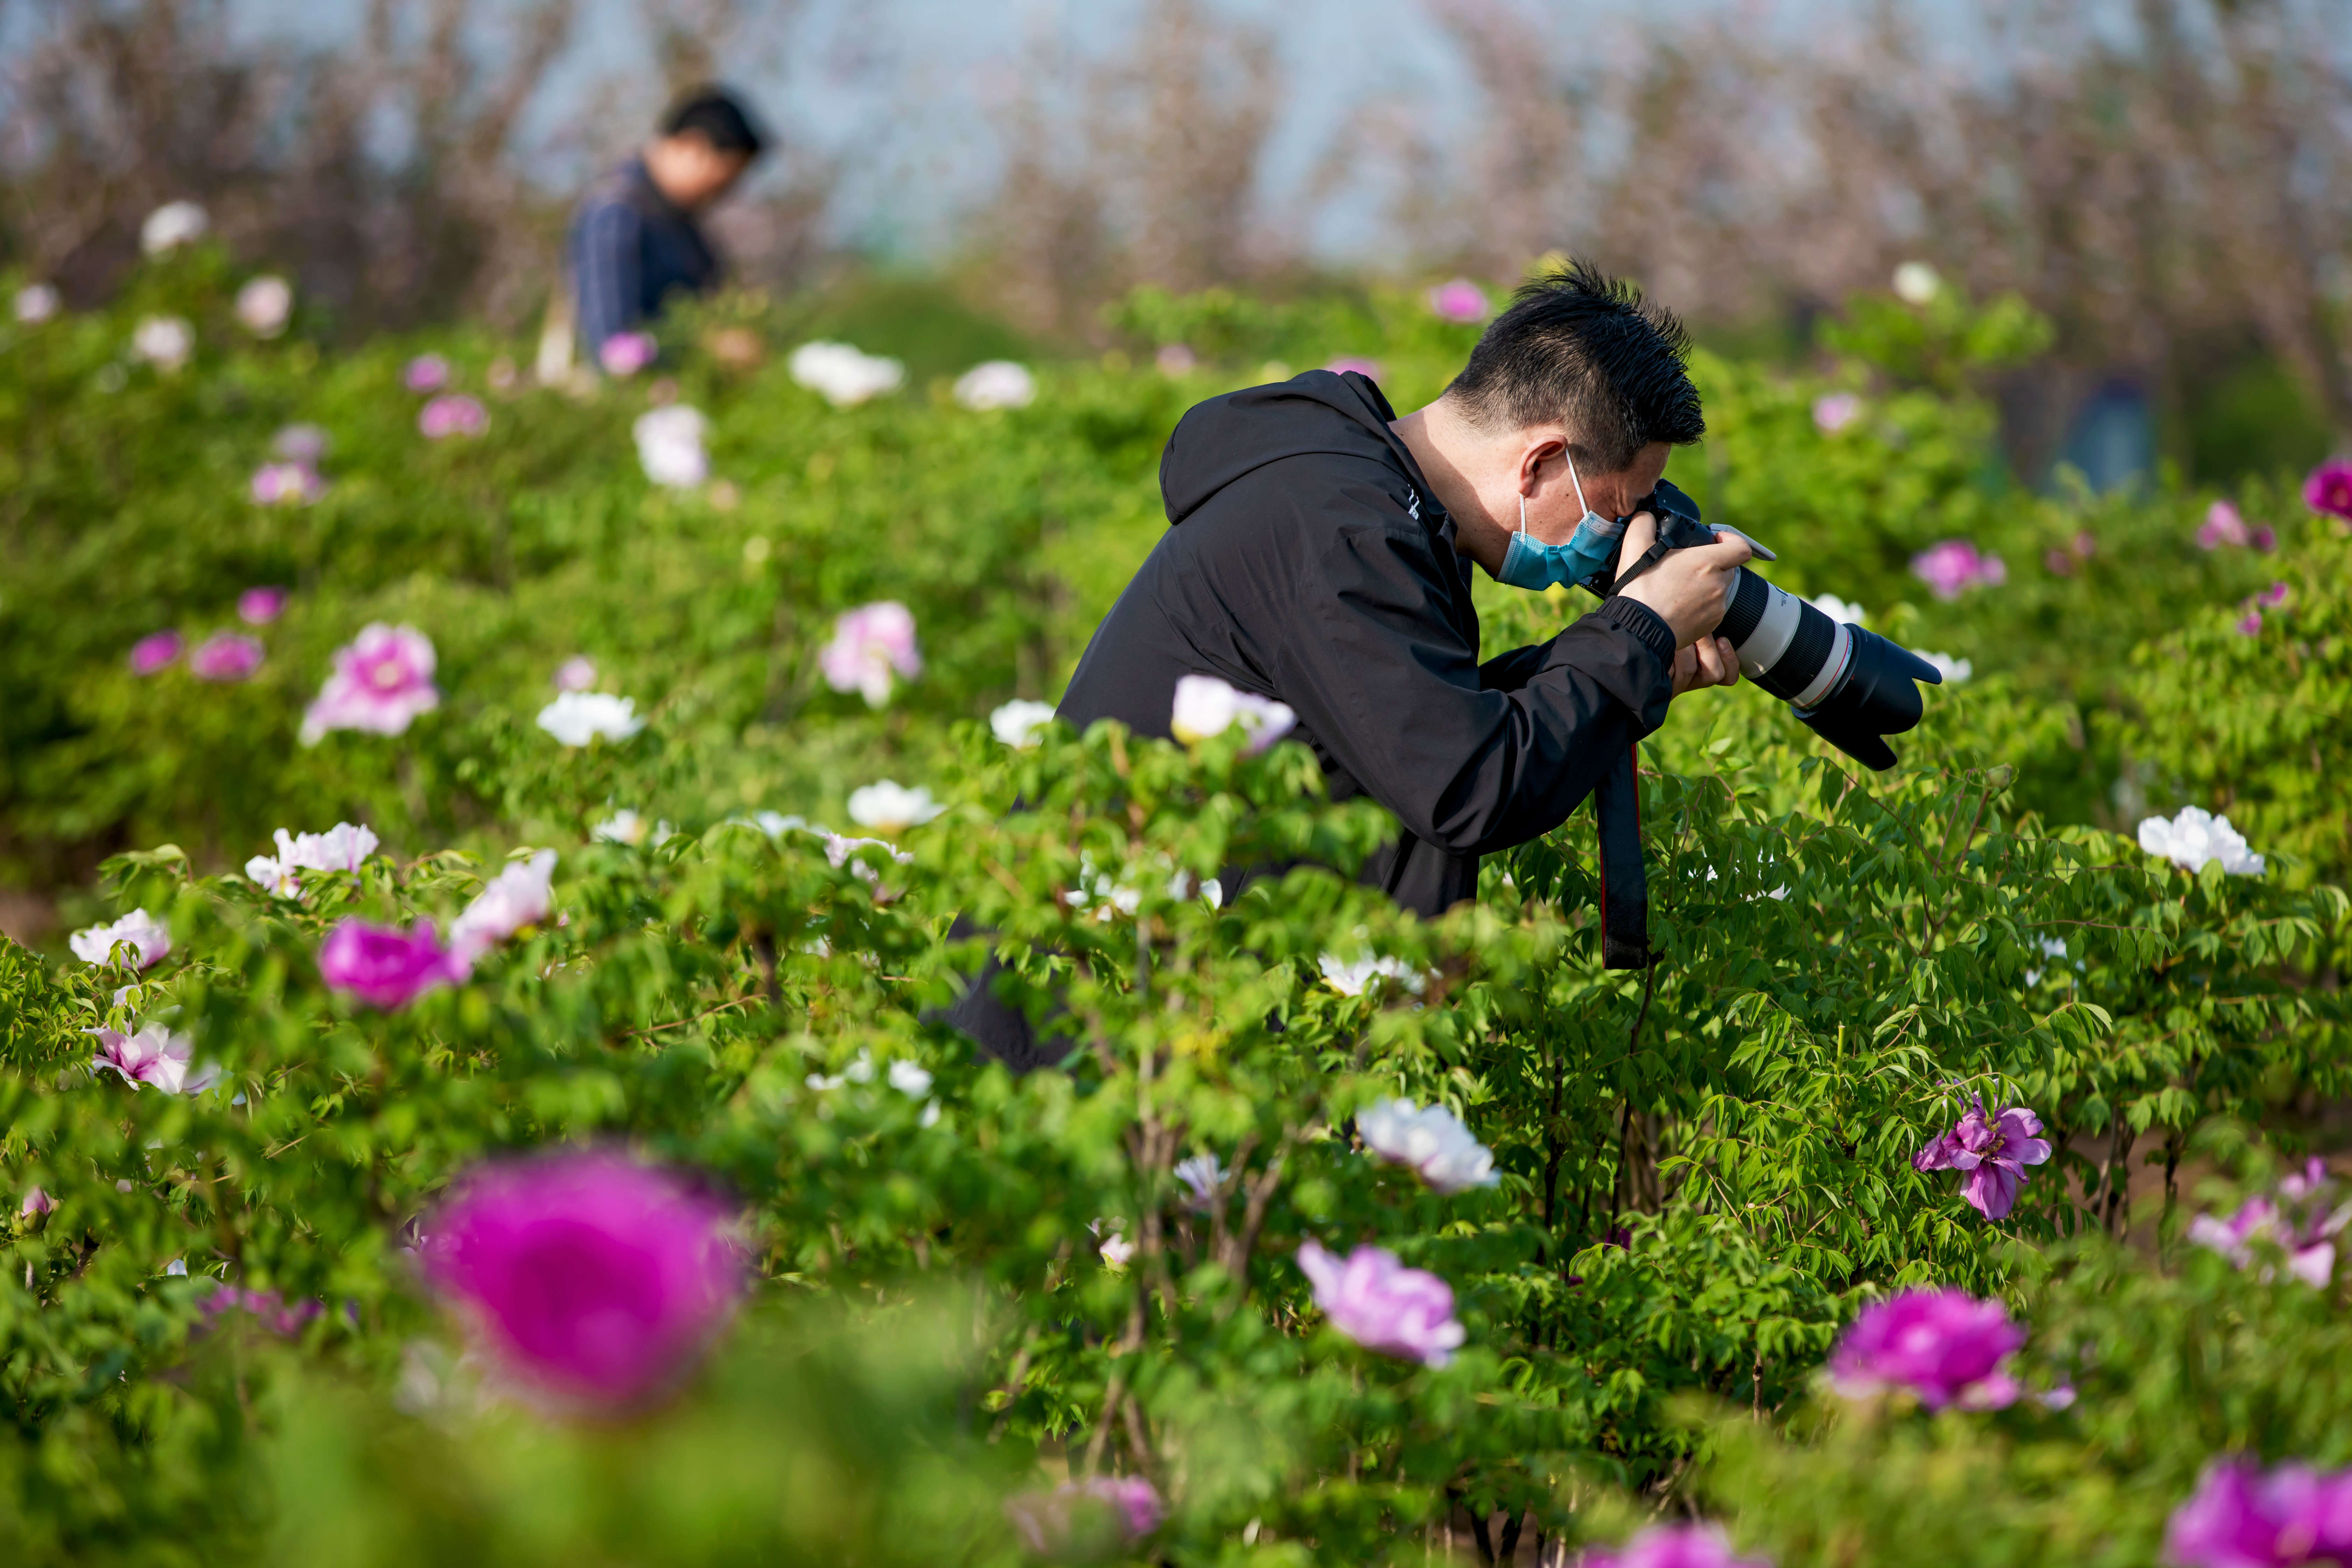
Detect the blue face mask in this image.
<box><xmin>1496</xmin><ymin>448</ymin><xmax>1624</xmax><ymax>593</ymax></box>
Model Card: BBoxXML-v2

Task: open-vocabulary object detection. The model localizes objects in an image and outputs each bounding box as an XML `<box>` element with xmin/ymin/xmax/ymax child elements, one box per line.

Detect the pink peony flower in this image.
<box><xmin>318</xmin><ymin>919</ymin><xmax>464</xmax><ymax>1009</ymax></box>
<box><xmin>299</xmin><ymin>623</ymin><xmax>440</xmax><ymax>743</ymax></box>
<box><xmin>2188</xmin><ymin>1158</ymin><xmax>2345</xmax><ymax>1289</ymax></box>
<box><xmin>2198</xmin><ymin>501</ymin><xmax>2252</xmax><ymax>550</ymax></box>
<box><xmin>1006</xmin><ymin>1475</ymin><xmax>1165</xmax><ymax>1557</ymax></box>
<box><xmin>250</xmin><ymin>461</ymin><xmax>327</xmax><ymax>506</ymax></box>
<box><xmin>2166</xmin><ymin>1457</ymin><xmax>2352</xmax><ymax>1568</ymax></box>
<box><xmin>554</xmin><ymin>655</ymin><xmax>597</xmax><ymax>691</ymax></box>
<box><xmin>598</xmin><ymin>331</ymin><xmax>657</xmax><ymax>377</ymax></box>
<box><xmin>2238</xmin><ymin>610</ymin><xmax>2264</xmax><ymax>637</ymax></box>
<box><xmin>1575</xmin><ymin>1522</ymin><xmax>1773</xmax><ymax>1568</ymax></box>
<box><xmin>2258</xmin><ymin>581</ymin><xmax>2291</xmax><ymax>609</ymax></box>
<box><xmin>1154</xmin><ymin>343</ymin><xmax>1197</xmax><ymax>376</ymax></box>
<box><xmin>201</xmin><ymin>1285</ymin><xmax>324</xmax><ymax>1337</ymax></box>
<box><xmin>1812</xmin><ymin>392</ymin><xmax>1862</xmax><ymax>435</ymax></box>
<box><xmin>1295</xmin><ymin>1239</ymin><xmax>1465</xmax><ymax>1367</ymax></box>
<box><xmin>238</xmin><ymin>586</ymin><xmax>288</xmax><ymax>625</ymax></box>
<box><xmin>69</xmin><ymin>908</ymin><xmax>172</xmax><ymax>968</ymax></box>
<box><xmin>189</xmin><ymin>633</ymin><xmax>264</xmax><ymax>682</ymax></box>
<box><xmin>1427</xmin><ymin>278</ymin><xmax>1490</xmax><ymax>323</ymax></box>
<box><xmin>1910</xmin><ymin>540</ymin><xmax>2005</xmax><ymax>600</ymax></box>
<box><xmin>2045</xmin><ymin>548</ymin><xmax>2075</xmax><ymax>577</ymax></box>
<box><xmin>1325</xmin><ymin>356</ymin><xmax>1383</xmax><ymax>379</ymax></box>
<box><xmin>413</xmin><ymin>1148</ymin><xmax>748</xmax><ymax>1412</ymax></box>
<box><xmin>2253</xmin><ymin>525</ymin><xmax>2277</xmax><ymax>551</ymax></box>
<box><xmin>448</xmin><ymin>850</ymin><xmax>557</xmax><ymax>963</ymax></box>
<box><xmin>1827</xmin><ymin>1287</ymin><xmax>2025</xmax><ymax>1409</ymax></box>
<box><xmin>2303</xmin><ymin>458</ymin><xmax>2352</xmax><ymax>522</ymax></box>
<box><xmin>818</xmin><ymin>601</ymin><xmax>922</xmax><ymax>708</ymax></box>
<box><xmin>403</xmin><ymin>353</ymin><xmax>451</xmax><ymax>393</ymax></box>
<box><xmin>1912</xmin><ymin>1095</ymin><xmax>2053</xmax><ymax>1220</ymax></box>
<box><xmin>419</xmin><ymin>394</ymin><xmax>488</xmax><ymax>439</ymax></box>
<box><xmin>2071</xmin><ymin>530</ymin><xmax>2097</xmax><ymax>559</ymax></box>
<box><xmin>272</xmin><ymin>424</ymin><xmax>329</xmax><ymax>464</ymax></box>
<box><xmin>245</xmin><ymin>821</ymin><xmax>378</xmax><ymax>897</ymax></box>
<box><xmin>129</xmin><ymin>631</ymin><xmax>183</xmax><ymax>675</ymax></box>
<box><xmin>21</xmin><ymin>1186</ymin><xmax>54</xmax><ymax>1217</ymax></box>
<box><xmin>87</xmin><ymin>1022</ymin><xmax>222</xmax><ymax>1095</ymax></box>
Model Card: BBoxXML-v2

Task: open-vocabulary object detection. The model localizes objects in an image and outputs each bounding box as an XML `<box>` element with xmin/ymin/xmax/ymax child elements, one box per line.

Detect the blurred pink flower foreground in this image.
<box><xmin>1909</xmin><ymin>539</ymin><xmax>2007</xmax><ymax>600</ymax></box>
<box><xmin>1912</xmin><ymin>1094</ymin><xmax>2052</xmax><ymax>1220</ymax></box>
<box><xmin>128</xmin><ymin>631</ymin><xmax>182</xmax><ymax>675</ymax></box>
<box><xmin>2188</xmin><ymin>1158</ymin><xmax>2345</xmax><ymax>1288</ymax></box>
<box><xmin>190</xmin><ymin>633</ymin><xmax>264</xmax><ymax>682</ymax></box>
<box><xmin>419</xmin><ymin>394</ymin><xmax>488</xmax><ymax>440</ymax></box>
<box><xmin>238</xmin><ymin>586</ymin><xmax>288</xmax><ymax>625</ymax></box>
<box><xmin>318</xmin><ymin>919</ymin><xmax>465</xmax><ymax>1009</ymax></box>
<box><xmin>1427</xmin><ymin>278</ymin><xmax>1489</xmax><ymax>323</ymax></box>
<box><xmin>819</xmin><ymin>601</ymin><xmax>922</xmax><ymax>708</ymax></box>
<box><xmin>402</xmin><ymin>353</ymin><xmax>451</xmax><ymax>392</ymax></box>
<box><xmin>1827</xmin><ymin>1287</ymin><xmax>2024</xmax><ymax>1410</ymax></box>
<box><xmin>1295</xmin><ymin>1239</ymin><xmax>1464</xmax><ymax>1367</ymax></box>
<box><xmin>2304</xmin><ymin>458</ymin><xmax>2352</xmax><ymax>522</ymax></box>
<box><xmin>2167</xmin><ymin>1457</ymin><xmax>2352</xmax><ymax>1568</ymax></box>
<box><xmin>1576</xmin><ymin>1522</ymin><xmax>1773</xmax><ymax>1568</ymax></box>
<box><xmin>300</xmin><ymin>623</ymin><xmax>440</xmax><ymax>743</ymax></box>
<box><xmin>415</xmin><ymin>1149</ymin><xmax>748</xmax><ymax>1412</ymax></box>
<box><xmin>1006</xmin><ymin>1476</ymin><xmax>1164</xmax><ymax>1557</ymax></box>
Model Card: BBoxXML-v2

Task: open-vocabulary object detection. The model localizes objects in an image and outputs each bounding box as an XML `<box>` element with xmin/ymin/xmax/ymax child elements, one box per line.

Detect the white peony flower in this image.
<box><xmin>1918</xmin><ymin>651</ymin><xmax>1972</xmax><ymax>684</ymax></box>
<box><xmin>14</xmin><ymin>283</ymin><xmax>59</xmax><ymax>324</ymax></box>
<box><xmin>234</xmin><ymin>275</ymin><xmax>293</xmax><ymax>337</ymax></box>
<box><xmin>989</xmin><ymin>699</ymin><xmax>1058</xmax><ymax>748</ymax></box>
<box><xmin>1091</xmin><ymin>1221</ymin><xmax>1135</xmax><ymax>1269</ymax></box>
<box><xmin>536</xmin><ymin>692</ymin><xmax>647</xmax><ymax>747</ymax></box>
<box><xmin>131</xmin><ymin>315</ymin><xmax>195</xmax><ymax>372</ymax></box>
<box><xmin>1169</xmin><ymin>673</ymin><xmax>1296</xmax><ymax>755</ymax></box>
<box><xmin>140</xmin><ymin>200</ymin><xmax>210</xmax><ymax>256</ymax></box>
<box><xmin>953</xmin><ymin>360</ymin><xmax>1037</xmax><ymax>411</ymax></box>
<box><xmin>1357</xmin><ymin>1098</ymin><xmax>1500</xmax><ymax>1195</ymax></box>
<box><xmin>449</xmin><ymin>849</ymin><xmax>558</xmax><ymax>961</ymax></box>
<box><xmin>788</xmin><ymin>341</ymin><xmax>905</xmax><ymax>407</ymax></box>
<box><xmin>1892</xmin><ymin>261</ymin><xmax>1942</xmax><ymax>304</ymax></box>
<box><xmin>887</xmin><ymin>1059</ymin><xmax>934</xmax><ymax>1097</ymax></box>
<box><xmin>2024</xmin><ymin>934</ymin><xmax>2071</xmax><ymax>987</ymax></box>
<box><xmin>1318</xmin><ymin>952</ymin><xmax>1419</xmax><ymax>997</ymax></box>
<box><xmin>1174</xmin><ymin>1153</ymin><xmax>1228</xmax><ymax>1212</ymax></box>
<box><xmin>632</xmin><ymin>404</ymin><xmax>709</xmax><ymax>488</ymax></box>
<box><xmin>1811</xmin><ymin>594</ymin><xmax>1867</xmax><ymax>626</ymax></box>
<box><xmin>592</xmin><ymin>810</ymin><xmax>672</xmax><ymax>846</ymax></box>
<box><xmin>847</xmin><ymin>780</ymin><xmax>944</xmax><ymax>833</ymax></box>
<box><xmin>69</xmin><ymin>909</ymin><xmax>172</xmax><ymax>969</ymax></box>
<box><xmin>2138</xmin><ymin>806</ymin><xmax>2265</xmax><ymax>876</ymax></box>
<box><xmin>244</xmin><ymin>855</ymin><xmax>298</xmax><ymax>897</ymax></box>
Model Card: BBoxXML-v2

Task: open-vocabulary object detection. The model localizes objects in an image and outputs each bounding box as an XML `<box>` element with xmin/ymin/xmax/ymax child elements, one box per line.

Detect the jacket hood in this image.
<box><xmin>1159</xmin><ymin>369</ymin><xmax>1430</xmax><ymax>526</ymax></box>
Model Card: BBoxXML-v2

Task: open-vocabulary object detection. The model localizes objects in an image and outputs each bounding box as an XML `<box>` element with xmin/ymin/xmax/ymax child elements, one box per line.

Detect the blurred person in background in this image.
<box><xmin>566</xmin><ymin>85</ymin><xmax>766</xmax><ymax>368</ymax></box>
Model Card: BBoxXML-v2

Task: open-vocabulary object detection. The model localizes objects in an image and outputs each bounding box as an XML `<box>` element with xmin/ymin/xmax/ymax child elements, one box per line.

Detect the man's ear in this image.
<box><xmin>1519</xmin><ymin>431</ymin><xmax>1569</xmax><ymax>493</ymax></box>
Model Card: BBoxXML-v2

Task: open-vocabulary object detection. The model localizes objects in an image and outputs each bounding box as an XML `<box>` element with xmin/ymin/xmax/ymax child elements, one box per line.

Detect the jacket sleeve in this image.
<box><xmin>1274</xmin><ymin>488</ymin><xmax>1676</xmax><ymax>856</ymax></box>
<box><xmin>570</xmin><ymin>199</ymin><xmax>644</xmax><ymax>359</ymax></box>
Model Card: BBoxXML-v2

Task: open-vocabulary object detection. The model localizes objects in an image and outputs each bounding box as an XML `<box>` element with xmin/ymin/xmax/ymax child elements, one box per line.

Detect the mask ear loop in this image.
<box><xmin>1564</xmin><ymin>446</ymin><xmax>1592</xmax><ymax>519</ymax></box>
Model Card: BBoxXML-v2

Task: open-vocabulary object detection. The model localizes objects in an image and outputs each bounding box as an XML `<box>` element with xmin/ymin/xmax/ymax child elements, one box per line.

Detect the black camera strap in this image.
<box><xmin>1592</xmin><ymin>743</ymin><xmax>1652</xmax><ymax>971</ymax></box>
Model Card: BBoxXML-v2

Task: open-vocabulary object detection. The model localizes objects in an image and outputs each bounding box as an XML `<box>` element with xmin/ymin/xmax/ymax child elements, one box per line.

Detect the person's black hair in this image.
<box><xmin>1444</xmin><ymin>258</ymin><xmax>1704</xmax><ymax>471</ymax></box>
<box><xmin>660</xmin><ymin>85</ymin><xmax>766</xmax><ymax>158</ymax></box>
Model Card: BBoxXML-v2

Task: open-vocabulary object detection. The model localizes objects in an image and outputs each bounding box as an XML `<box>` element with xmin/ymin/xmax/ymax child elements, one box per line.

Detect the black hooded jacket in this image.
<box><xmin>1054</xmin><ymin>369</ymin><xmax>1678</xmax><ymax>918</ymax></box>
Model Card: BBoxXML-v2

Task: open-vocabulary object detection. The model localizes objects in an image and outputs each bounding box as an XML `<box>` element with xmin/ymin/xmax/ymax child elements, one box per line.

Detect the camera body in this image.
<box><xmin>1594</xmin><ymin>479</ymin><xmax>1944</xmax><ymax>770</ymax></box>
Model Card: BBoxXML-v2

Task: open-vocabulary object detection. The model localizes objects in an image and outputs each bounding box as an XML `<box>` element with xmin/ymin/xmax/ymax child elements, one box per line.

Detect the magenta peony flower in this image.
<box><xmin>87</xmin><ymin>1022</ymin><xmax>222</xmax><ymax>1095</ymax></box>
<box><xmin>2303</xmin><ymin>458</ymin><xmax>2352</xmax><ymax>523</ymax></box>
<box><xmin>189</xmin><ymin>632</ymin><xmax>264</xmax><ymax>682</ymax></box>
<box><xmin>1910</xmin><ymin>539</ymin><xmax>2005</xmax><ymax>600</ymax></box>
<box><xmin>249</xmin><ymin>461</ymin><xmax>326</xmax><ymax>506</ymax></box>
<box><xmin>1827</xmin><ymin>1287</ymin><xmax>2024</xmax><ymax>1409</ymax></box>
<box><xmin>129</xmin><ymin>630</ymin><xmax>183</xmax><ymax>675</ymax></box>
<box><xmin>201</xmin><ymin>1285</ymin><xmax>324</xmax><ymax>1337</ymax></box>
<box><xmin>1427</xmin><ymin>278</ymin><xmax>1490</xmax><ymax>323</ymax></box>
<box><xmin>2166</xmin><ymin>1457</ymin><xmax>2352</xmax><ymax>1568</ymax></box>
<box><xmin>598</xmin><ymin>331</ymin><xmax>657</xmax><ymax>377</ymax></box>
<box><xmin>2199</xmin><ymin>501</ymin><xmax>2252</xmax><ymax>550</ymax></box>
<box><xmin>414</xmin><ymin>1148</ymin><xmax>748</xmax><ymax>1412</ymax></box>
<box><xmin>1295</xmin><ymin>1239</ymin><xmax>1465</xmax><ymax>1367</ymax></box>
<box><xmin>1576</xmin><ymin>1521</ymin><xmax>1773</xmax><ymax>1568</ymax></box>
<box><xmin>299</xmin><ymin>622</ymin><xmax>440</xmax><ymax>743</ymax></box>
<box><xmin>2258</xmin><ymin>581</ymin><xmax>2291</xmax><ymax>609</ymax></box>
<box><xmin>1325</xmin><ymin>356</ymin><xmax>1383</xmax><ymax>379</ymax></box>
<box><xmin>318</xmin><ymin>919</ymin><xmax>464</xmax><ymax>1009</ymax></box>
<box><xmin>419</xmin><ymin>393</ymin><xmax>488</xmax><ymax>440</ymax></box>
<box><xmin>1912</xmin><ymin>1094</ymin><xmax>2052</xmax><ymax>1220</ymax></box>
<box><xmin>1006</xmin><ymin>1475</ymin><xmax>1165</xmax><ymax>1557</ymax></box>
<box><xmin>2238</xmin><ymin>610</ymin><xmax>2264</xmax><ymax>637</ymax></box>
<box><xmin>403</xmin><ymin>353</ymin><xmax>451</xmax><ymax>393</ymax></box>
<box><xmin>1812</xmin><ymin>392</ymin><xmax>1862</xmax><ymax>435</ymax></box>
<box><xmin>818</xmin><ymin>601</ymin><xmax>923</xmax><ymax>708</ymax></box>
<box><xmin>238</xmin><ymin>586</ymin><xmax>288</xmax><ymax>625</ymax></box>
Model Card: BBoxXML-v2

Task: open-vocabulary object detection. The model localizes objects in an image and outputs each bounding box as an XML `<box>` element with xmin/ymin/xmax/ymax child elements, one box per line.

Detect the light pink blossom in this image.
<box><xmin>598</xmin><ymin>331</ymin><xmax>657</xmax><ymax>377</ymax></box>
<box><xmin>1427</xmin><ymin>278</ymin><xmax>1490</xmax><ymax>323</ymax></box>
<box><xmin>238</xmin><ymin>587</ymin><xmax>288</xmax><ymax>624</ymax></box>
<box><xmin>554</xmin><ymin>656</ymin><xmax>597</xmax><ymax>691</ymax></box>
<box><xmin>129</xmin><ymin>631</ymin><xmax>183</xmax><ymax>675</ymax></box>
<box><xmin>1909</xmin><ymin>539</ymin><xmax>2006</xmax><ymax>600</ymax></box>
<box><xmin>299</xmin><ymin>623</ymin><xmax>439</xmax><ymax>743</ymax></box>
<box><xmin>189</xmin><ymin>633</ymin><xmax>264</xmax><ymax>682</ymax></box>
<box><xmin>448</xmin><ymin>850</ymin><xmax>557</xmax><ymax>962</ymax></box>
<box><xmin>21</xmin><ymin>1186</ymin><xmax>54</xmax><ymax>1217</ymax></box>
<box><xmin>1006</xmin><ymin>1476</ymin><xmax>1164</xmax><ymax>1557</ymax></box>
<box><xmin>272</xmin><ymin>424</ymin><xmax>329</xmax><ymax>464</ymax></box>
<box><xmin>1812</xmin><ymin>392</ymin><xmax>1862</xmax><ymax>435</ymax></box>
<box><xmin>2198</xmin><ymin>501</ymin><xmax>2251</xmax><ymax>550</ymax></box>
<box><xmin>1325</xmin><ymin>356</ymin><xmax>1382</xmax><ymax>379</ymax></box>
<box><xmin>2187</xmin><ymin>1158</ymin><xmax>2347</xmax><ymax>1288</ymax></box>
<box><xmin>69</xmin><ymin>908</ymin><xmax>171</xmax><ymax>968</ymax></box>
<box><xmin>418</xmin><ymin>394</ymin><xmax>488</xmax><ymax>439</ymax></box>
<box><xmin>1154</xmin><ymin>343</ymin><xmax>1197</xmax><ymax>376</ymax></box>
<box><xmin>1575</xmin><ymin>1522</ymin><xmax>1773</xmax><ymax>1568</ymax></box>
<box><xmin>403</xmin><ymin>354</ymin><xmax>451</xmax><ymax>393</ymax></box>
<box><xmin>88</xmin><ymin>1022</ymin><xmax>222</xmax><ymax>1095</ymax></box>
<box><xmin>1295</xmin><ymin>1239</ymin><xmax>1465</xmax><ymax>1367</ymax></box>
<box><xmin>250</xmin><ymin>462</ymin><xmax>325</xmax><ymax>506</ymax></box>
<box><xmin>818</xmin><ymin>601</ymin><xmax>922</xmax><ymax>708</ymax></box>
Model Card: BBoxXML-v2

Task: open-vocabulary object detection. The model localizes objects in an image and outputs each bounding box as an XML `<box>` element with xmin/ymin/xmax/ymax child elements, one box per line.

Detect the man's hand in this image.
<box><xmin>1673</xmin><ymin>635</ymin><xmax>1741</xmax><ymax>696</ymax></box>
<box><xmin>1612</xmin><ymin>509</ymin><xmax>1754</xmax><ymax>649</ymax></box>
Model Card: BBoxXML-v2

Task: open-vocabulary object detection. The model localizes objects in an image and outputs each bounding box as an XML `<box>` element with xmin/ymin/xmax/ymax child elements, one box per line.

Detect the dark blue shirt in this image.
<box><xmin>567</xmin><ymin>159</ymin><xmax>720</xmax><ymax>356</ymax></box>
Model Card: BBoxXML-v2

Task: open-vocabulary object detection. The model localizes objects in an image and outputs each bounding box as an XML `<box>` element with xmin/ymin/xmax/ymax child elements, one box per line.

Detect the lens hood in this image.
<box><xmin>1792</xmin><ymin>626</ymin><xmax>1944</xmax><ymax>770</ymax></box>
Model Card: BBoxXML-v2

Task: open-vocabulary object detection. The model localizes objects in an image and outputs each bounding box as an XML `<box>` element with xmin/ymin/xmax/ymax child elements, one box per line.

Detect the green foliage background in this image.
<box><xmin>1</xmin><ymin>246</ymin><xmax>2348</xmax><ymax>1564</ymax></box>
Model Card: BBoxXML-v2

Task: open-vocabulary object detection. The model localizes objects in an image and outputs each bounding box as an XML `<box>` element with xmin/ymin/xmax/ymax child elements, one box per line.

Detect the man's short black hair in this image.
<box><xmin>1444</xmin><ymin>259</ymin><xmax>1704</xmax><ymax>472</ymax></box>
<box><xmin>660</xmin><ymin>85</ymin><xmax>766</xmax><ymax>158</ymax></box>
